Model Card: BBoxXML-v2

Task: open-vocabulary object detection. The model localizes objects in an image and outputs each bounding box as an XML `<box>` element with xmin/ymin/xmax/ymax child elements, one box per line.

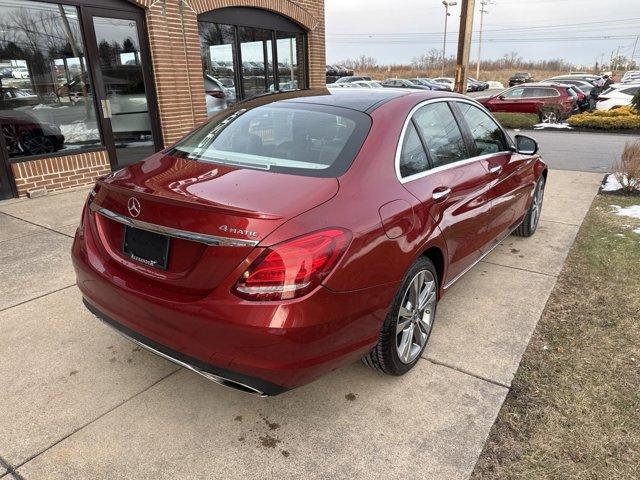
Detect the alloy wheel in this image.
<box><xmin>541</xmin><ymin>111</ymin><xmax>558</xmax><ymax>124</ymax></box>
<box><xmin>395</xmin><ymin>270</ymin><xmax>436</xmax><ymax>364</ymax></box>
<box><xmin>530</xmin><ymin>179</ymin><xmax>545</xmax><ymax>230</ymax></box>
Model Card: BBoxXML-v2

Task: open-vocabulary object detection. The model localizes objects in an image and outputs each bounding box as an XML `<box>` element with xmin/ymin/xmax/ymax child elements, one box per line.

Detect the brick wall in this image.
<box><xmin>139</xmin><ymin>0</ymin><xmax>326</xmax><ymax>145</ymax></box>
<box><xmin>7</xmin><ymin>0</ymin><xmax>325</xmax><ymax>197</ymax></box>
<box><xmin>10</xmin><ymin>150</ymin><xmax>111</xmax><ymax>197</ymax></box>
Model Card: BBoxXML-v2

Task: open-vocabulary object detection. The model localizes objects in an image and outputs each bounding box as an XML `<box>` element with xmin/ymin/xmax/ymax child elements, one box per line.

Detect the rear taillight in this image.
<box><xmin>207</xmin><ymin>90</ymin><xmax>225</xmax><ymax>99</ymax></box>
<box><xmin>233</xmin><ymin>228</ymin><xmax>352</xmax><ymax>301</ymax></box>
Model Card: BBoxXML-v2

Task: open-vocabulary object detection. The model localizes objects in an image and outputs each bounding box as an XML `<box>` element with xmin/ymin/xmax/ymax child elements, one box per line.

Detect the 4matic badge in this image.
<box><xmin>219</xmin><ymin>225</ymin><xmax>258</xmax><ymax>238</ymax></box>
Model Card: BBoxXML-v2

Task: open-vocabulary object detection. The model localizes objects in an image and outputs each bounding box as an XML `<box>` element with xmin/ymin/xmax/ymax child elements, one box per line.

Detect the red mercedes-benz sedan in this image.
<box><xmin>72</xmin><ymin>88</ymin><xmax>547</xmax><ymax>396</ymax></box>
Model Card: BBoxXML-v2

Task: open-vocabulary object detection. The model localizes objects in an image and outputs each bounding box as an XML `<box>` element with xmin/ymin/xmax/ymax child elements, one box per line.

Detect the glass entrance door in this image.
<box><xmin>83</xmin><ymin>9</ymin><xmax>162</xmax><ymax>169</ymax></box>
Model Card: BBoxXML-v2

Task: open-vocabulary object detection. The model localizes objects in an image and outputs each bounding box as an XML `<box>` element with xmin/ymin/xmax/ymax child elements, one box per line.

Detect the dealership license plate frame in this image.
<box><xmin>123</xmin><ymin>226</ymin><xmax>170</xmax><ymax>270</ymax></box>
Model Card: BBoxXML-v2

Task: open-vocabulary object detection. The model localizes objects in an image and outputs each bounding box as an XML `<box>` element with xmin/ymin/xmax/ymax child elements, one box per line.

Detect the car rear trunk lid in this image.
<box><xmin>88</xmin><ymin>153</ymin><xmax>339</xmax><ymax>298</ymax></box>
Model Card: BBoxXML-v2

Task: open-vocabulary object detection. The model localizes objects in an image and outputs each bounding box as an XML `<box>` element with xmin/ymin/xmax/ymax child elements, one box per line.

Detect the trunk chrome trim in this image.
<box><xmin>89</xmin><ymin>203</ymin><xmax>259</xmax><ymax>247</ymax></box>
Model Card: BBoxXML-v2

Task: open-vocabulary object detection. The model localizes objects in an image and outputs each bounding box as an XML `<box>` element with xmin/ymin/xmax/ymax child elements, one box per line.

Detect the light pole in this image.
<box><xmin>442</xmin><ymin>1</ymin><xmax>457</xmax><ymax>76</ymax></box>
<box><xmin>476</xmin><ymin>0</ymin><xmax>491</xmax><ymax>80</ymax></box>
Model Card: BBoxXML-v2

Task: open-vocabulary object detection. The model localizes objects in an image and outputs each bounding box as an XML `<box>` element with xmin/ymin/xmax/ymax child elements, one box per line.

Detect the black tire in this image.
<box><xmin>514</xmin><ymin>176</ymin><xmax>546</xmax><ymax>237</ymax></box>
<box><xmin>362</xmin><ymin>256</ymin><xmax>438</xmax><ymax>375</ymax></box>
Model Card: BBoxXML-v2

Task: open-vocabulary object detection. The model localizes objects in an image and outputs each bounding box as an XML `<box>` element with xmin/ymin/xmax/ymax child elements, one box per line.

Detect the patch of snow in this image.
<box><xmin>634</xmin><ymin>228</ymin><xmax>640</xmax><ymax>235</ymax></box>
<box><xmin>60</xmin><ymin>122</ymin><xmax>100</xmax><ymax>143</ymax></box>
<box><xmin>602</xmin><ymin>173</ymin><xmax>640</xmax><ymax>193</ymax></box>
<box><xmin>487</xmin><ymin>81</ymin><xmax>504</xmax><ymax>89</ymax></box>
<box><xmin>533</xmin><ymin>122</ymin><xmax>573</xmax><ymax>130</ymax></box>
<box><xmin>610</xmin><ymin>204</ymin><xmax>640</xmax><ymax>220</ymax></box>
<box><xmin>32</xmin><ymin>103</ymin><xmax>68</xmax><ymax>110</ymax></box>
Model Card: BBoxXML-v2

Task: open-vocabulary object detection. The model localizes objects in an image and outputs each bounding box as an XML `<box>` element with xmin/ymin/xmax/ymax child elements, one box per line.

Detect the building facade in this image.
<box><xmin>0</xmin><ymin>0</ymin><xmax>326</xmax><ymax>199</ymax></box>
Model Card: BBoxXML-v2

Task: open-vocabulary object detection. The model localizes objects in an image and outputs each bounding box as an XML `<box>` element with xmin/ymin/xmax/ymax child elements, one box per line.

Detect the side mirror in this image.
<box><xmin>498</xmin><ymin>95</ymin><xmax>505</xmax><ymax>100</ymax></box>
<box><xmin>514</xmin><ymin>134</ymin><xmax>538</xmax><ymax>155</ymax></box>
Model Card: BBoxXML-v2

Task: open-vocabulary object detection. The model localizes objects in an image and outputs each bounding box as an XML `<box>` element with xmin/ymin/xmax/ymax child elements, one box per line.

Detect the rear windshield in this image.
<box><xmin>169</xmin><ymin>102</ymin><xmax>371</xmax><ymax>177</ymax></box>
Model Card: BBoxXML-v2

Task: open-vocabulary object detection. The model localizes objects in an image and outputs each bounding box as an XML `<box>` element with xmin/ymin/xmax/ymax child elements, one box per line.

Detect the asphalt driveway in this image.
<box><xmin>0</xmin><ymin>169</ymin><xmax>602</xmax><ymax>480</ymax></box>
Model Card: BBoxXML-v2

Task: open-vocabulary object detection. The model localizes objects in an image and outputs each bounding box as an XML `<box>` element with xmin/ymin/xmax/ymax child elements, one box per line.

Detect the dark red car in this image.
<box><xmin>478</xmin><ymin>83</ymin><xmax>576</xmax><ymax>122</ymax></box>
<box><xmin>72</xmin><ymin>89</ymin><xmax>547</xmax><ymax>396</ymax></box>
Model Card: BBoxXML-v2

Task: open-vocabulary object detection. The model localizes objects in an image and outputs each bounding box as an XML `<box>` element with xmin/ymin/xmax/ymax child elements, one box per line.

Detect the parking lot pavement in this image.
<box><xmin>523</xmin><ymin>130</ymin><xmax>631</xmax><ymax>174</ymax></box>
<box><xmin>0</xmin><ymin>169</ymin><xmax>602</xmax><ymax>480</ymax></box>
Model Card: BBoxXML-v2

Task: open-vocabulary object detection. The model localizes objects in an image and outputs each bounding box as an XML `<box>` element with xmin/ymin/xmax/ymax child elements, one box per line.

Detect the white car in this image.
<box><xmin>349</xmin><ymin>80</ymin><xmax>384</xmax><ymax>88</ymax></box>
<box><xmin>597</xmin><ymin>84</ymin><xmax>640</xmax><ymax>111</ymax></box>
<box><xmin>621</xmin><ymin>71</ymin><xmax>640</xmax><ymax>84</ymax></box>
<box><xmin>430</xmin><ymin>77</ymin><xmax>455</xmax><ymax>91</ymax></box>
<box><xmin>12</xmin><ymin>67</ymin><xmax>29</xmax><ymax>79</ymax></box>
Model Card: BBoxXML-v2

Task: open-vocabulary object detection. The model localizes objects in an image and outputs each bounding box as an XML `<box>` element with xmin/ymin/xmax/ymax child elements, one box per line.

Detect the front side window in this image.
<box><xmin>0</xmin><ymin>0</ymin><xmax>101</xmax><ymax>159</ymax></box>
<box><xmin>169</xmin><ymin>103</ymin><xmax>370</xmax><ymax>178</ymax></box>
<box><xmin>457</xmin><ymin>103</ymin><xmax>508</xmax><ymax>156</ymax></box>
<box><xmin>412</xmin><ymin>102</ymin><xmax>467</xmax><ymax>168</ymax></box>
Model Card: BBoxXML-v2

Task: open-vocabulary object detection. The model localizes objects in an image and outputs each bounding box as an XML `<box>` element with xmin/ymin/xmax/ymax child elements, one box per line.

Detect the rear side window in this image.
<box><xmin>399</xmin><ymin>123</ymin><xmax>428</xmax><ymax>178</ymax></box>
<box><xmin>524</xmin><ymin>87</ymin><xmax>558</xmax><ymax>98</ymax></box>
<box><xmin>413</xmin><ymin>102</ymin><xmax>467</xmax><ymax>168</ymax></box>
<box><xmin>457</xmin><ymin>103</ymin><xmax>507</xmax><ymax>155</ymax></box>
<box><xmin>169</xmin><ymin>103</ymin><xmax>371</xmax><ymax>177</ymax></box>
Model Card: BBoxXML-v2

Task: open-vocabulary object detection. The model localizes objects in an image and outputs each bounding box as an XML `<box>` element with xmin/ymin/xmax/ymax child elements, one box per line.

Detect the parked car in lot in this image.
<box><xmin>540</xmin><ymin>82</ymin><xmax>588</xmax><ymax>112</ymax></box>
<box><xmin>349</xmin><ymin>80</ymin><xmax>384</xmax><ymax>88</ymax></box>
<box><xmin>406</xmin><ymin>78</ymin><xmax>450</xmax><ymax>91</ymax></box>
<box><xmin>73</xmin><ymin>88</ymin><xmax>547</xmax><ymax>396</ymax></box>
<box><xmin>508</xmin><ymin>72</ymin><xmax>533</xmax><ymax>87</ymax></box>
<box><xmin>597</xmin><ymin>84</ymin><xmax>640</xmax><ymax>111</ymax></box>
<box><xmin>382</xmin><ymin>78</ymin><xmax>433</xmax><ymax>90</ymax></box>
<box><xmin>478</xmin><ymin>83</ymin><xmax>576</xmax><ymax>122</ymax></box>
<box><xmin>468</xmin><ymin>77</ymin><xmax>490</xmax><ymax>91</ymax></box>
<box><xmin>621</xmin><ymin>71</ymin><xmax>640</xmax><ymax>84</ymax></box>
<box><xmin>204</xmin><ymin>75</ymin><xmax>235</xmax><ymax>115</ymax></box>
<box><xmin>11</xmin><ymin>67</ymin><xmax>30</xmax><ymax>79</ymax></box>
<box><xmin>430</xmin><ymin>77</ymin><xmax>455</xmax><ymax>91</ymax></box>
<box><xmin>541</xmin><ymin>76</ymin><xmax>595</xmax><ymax>96</ymax></box>
<box><xmin>0</xmin><ymin>87</ymin><xmax>40</xmax><ymax>108</ymax></box>
<box><xmin>0</xmin><ymin>110</ymin><xmax>65</xmax><ymax>157</ymax></box>
<box><xmin>333</xmin><ymin>75</ymin><xmax>372</xmax><ymax>84</ymax></box>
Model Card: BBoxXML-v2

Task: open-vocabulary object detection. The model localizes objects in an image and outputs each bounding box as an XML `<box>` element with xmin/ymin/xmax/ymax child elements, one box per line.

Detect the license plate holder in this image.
<box><xmin>123</xmin><ymin>226</ymin><xmax>170</xmax><ymax>270</ymax></box>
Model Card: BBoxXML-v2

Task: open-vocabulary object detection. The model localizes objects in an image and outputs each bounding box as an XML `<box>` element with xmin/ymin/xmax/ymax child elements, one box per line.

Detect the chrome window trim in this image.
<box><xmin>89</xmin><ymin>203</ymin><xmax>259</xmax><ymax>247</ymax></box>
<box><xmin>395</xmin><ymin>97</ymin><xmax>511</xmax><ymax>184</ymax></box>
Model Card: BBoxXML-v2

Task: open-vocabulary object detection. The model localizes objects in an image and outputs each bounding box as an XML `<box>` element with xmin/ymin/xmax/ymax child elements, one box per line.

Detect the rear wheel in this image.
<box><xmin>514</xmin><ymin>176</ymin><xmax>545</xmax><ymax>237</ymax></box>
<box><xmin>362</xmin><ymin>257</ymin><xmax>438</xmax><ymax>375</ymax></box>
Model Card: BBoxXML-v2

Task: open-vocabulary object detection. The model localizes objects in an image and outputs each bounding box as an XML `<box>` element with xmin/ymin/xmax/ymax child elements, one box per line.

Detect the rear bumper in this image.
<box><xmin>72</xmin><ymin>213</ymin><xmax>398</xmax><ymax>394</ymax></box>
<box><xmin>83</xmin><ymin>298</ymin><xmax>284</xmax><ymax>396</ymax></box>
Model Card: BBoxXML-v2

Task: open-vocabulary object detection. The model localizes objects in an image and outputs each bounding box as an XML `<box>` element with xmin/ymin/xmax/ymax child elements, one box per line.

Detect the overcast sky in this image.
<box><xmin>325</xmin><ymin>0</ymin><xmax>640</xmax><ymax>67</ymax></box>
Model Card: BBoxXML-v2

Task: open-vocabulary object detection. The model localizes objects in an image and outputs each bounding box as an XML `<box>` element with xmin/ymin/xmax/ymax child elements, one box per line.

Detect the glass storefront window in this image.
<box><xmin>198</xmin><ymin>10</ymin><xmax>307</xmax><ymax>117</ymax></box>
<box><xmin>0</xmin><ymin>0</ymin><xmax>101</xmax><ymax>159</ymax></box>
<box><xmin>239</xmin><ymin>26</ymin><xmax>273</xmax><ymax>99</ymax></box>
<box><xmin>276</xmin><ymin>32</ymin><xmax>304</xmax><ymax>92</ymax></box>
<box><xmin>200</xmin><ymin>22</ymin><xmax>237</xmax><ymax>117</ymax></box>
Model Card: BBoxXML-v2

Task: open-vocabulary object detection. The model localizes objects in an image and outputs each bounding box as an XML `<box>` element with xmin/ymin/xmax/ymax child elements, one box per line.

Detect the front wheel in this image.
<box><xmin>362</xmin><ymin>257</ymin><xmax>438</xmax><ymax>375</ymax></box>
<box><xmin>514</xmin><ymin>176</ymin><xmax>545</xmax><ymax>237</ymax></box>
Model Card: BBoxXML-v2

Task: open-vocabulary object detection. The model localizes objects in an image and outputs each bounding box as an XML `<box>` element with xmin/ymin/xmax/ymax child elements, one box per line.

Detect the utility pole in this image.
<box><xmin>454</xmin><ymin>0</ymin><xmax>475</xmax><ymax>93</ymax></box>
<box><xmin>631</xmin><ymin>36</ymin><xmax>639</xmax><ymax>69</ymax></box>
<box><xmin>442</xmin><ymin>1</ymin><xmax>457</xmax><ymax>76</ymax></box>
<box><xmin>476</xmin><ymin>0</ymin><xmax>491</xmax><ymax>80</ymax></box>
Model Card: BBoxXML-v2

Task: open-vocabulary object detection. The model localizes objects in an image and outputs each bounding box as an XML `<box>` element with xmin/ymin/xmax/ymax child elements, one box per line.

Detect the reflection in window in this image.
<box><xmin>399</xmin><ymin>123</ymin><xmax>428</xmax><ymax>178</ymax></box>
<box><xmin>276</xmin><ymin>32</ymin><xmax>304</xmax><ymax>92</ymax></box>
<box><xmin>457</xmin><ymin>103</ymin><xmax>507</xmax><ymax>156</ymax></box>
<box><xmin>0</xmin><ymin>0</ymin><xmax>101</xmax><ymax>158</ymax></box>
<box><xmin>199</xmin><ymin>22</ymin><xmax>237</xmax><ymax>117</ymax></box>
<box><xmin>198</xmin><ymin>14</ymin><xmax>307</xmax><ymax>117</ymax></box>
<box><xmin>239</xmin><ymin>26</ymin><xmax>273</xmax><ymax>100</ymax></box>
<box><xmin>413</xmin><ymin>103</ymin><xmax>467</xmax><ymax>168</ymax></box>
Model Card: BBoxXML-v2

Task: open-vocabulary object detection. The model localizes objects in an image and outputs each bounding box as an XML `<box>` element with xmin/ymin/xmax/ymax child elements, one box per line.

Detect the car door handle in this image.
<box><xmin>488</xmin><ymin>164</ymin><xmax>502</xmax><ymax>174</ymax></box>
<box><xmin>432</xmin><ymin>187</ymin><xmax>451</xmax><ymax>202</ymax></box>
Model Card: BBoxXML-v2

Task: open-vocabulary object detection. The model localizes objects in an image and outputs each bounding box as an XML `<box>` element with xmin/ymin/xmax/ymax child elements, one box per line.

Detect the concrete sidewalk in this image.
<box><xmin>0</xmin><ymin>170</ymin><xmax>602</xmax><ymax>480</ymax></box>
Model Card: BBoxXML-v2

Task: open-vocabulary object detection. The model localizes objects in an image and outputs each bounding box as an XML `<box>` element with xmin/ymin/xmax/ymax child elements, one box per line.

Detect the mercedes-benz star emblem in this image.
<box><xmin>127</xmin><ymin>197</ymin><xmax>141</xmax><ymax>218</ymax></box>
